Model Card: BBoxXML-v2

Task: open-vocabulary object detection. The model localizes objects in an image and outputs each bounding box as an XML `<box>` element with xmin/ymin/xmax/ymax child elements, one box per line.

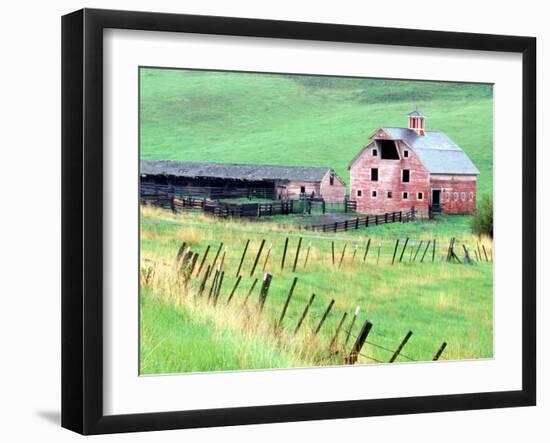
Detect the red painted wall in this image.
<box><xmin>349</xmin><ymin>140</ymin><xmax>430</xmax><ymax>214</ymax></box>
<box><xmin>275</xmin><ymin>172</ymin><xmax>346</xmax><ymax>203</ymax></box>
<box><xmin>430</xmin><ymin>174</ymin><xmax>477</xmax><ymax>215</ymax></box>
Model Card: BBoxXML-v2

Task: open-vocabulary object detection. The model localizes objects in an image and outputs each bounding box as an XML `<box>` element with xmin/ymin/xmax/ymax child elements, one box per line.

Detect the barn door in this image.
<box><xmin>431</xmin><ymin>189</ymin><xmax>441</xmax><ymax>211</ymax></box>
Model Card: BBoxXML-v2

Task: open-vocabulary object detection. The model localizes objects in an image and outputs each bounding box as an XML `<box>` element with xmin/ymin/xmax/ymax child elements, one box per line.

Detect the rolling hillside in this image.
<box><xmin>140</xmin><ymin>68</ymin><xmax>493</xmax><ymax>199</ymax></box>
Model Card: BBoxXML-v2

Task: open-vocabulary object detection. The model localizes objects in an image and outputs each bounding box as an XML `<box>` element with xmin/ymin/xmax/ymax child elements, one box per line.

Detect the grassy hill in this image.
<box><xmin>140</xmin><ymin>68</ymin><xmax>493</xmax><ymax>197</ymax></box>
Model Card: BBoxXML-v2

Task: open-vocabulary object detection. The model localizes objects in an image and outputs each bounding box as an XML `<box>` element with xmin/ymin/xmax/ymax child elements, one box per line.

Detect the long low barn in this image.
<box><xmin>140</xmin><ymin>160</ymin><xmax>346</xmax><ymax>203</ymax></box>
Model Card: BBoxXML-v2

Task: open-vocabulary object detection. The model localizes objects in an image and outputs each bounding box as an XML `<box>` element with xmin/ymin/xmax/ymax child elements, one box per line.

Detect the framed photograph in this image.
<box><xmin>61</xmin><ymin>8</ymin><xmax>536</xmax><ymax>435</ymax></box>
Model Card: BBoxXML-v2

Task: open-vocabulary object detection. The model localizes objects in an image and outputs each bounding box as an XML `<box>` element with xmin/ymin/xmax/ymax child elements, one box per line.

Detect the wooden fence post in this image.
<box><xmin>346</xmin><ymin>319</ymin><xmax>373</xmax><ymax>364</ymax></box>
<box><xmin>363</xmin><ymin>239</ymin><xmax>371</xmax><ymax>262</ymax></box>
<box><xmin>331</xmin><ymin>241</ymin><xmax>335</xmax><ymax>266</ymax></box>
<box><xmin>226</xmin><ymin>275</ymin><xmax>242</xmax><ymax>305</ymax></box>
<box><xmin>351</xmin><ymin>245</ymin><xmax>358</xmax><ymax>264</ymax></box>
<box><xmin>303</xmin><ymin>242</ymin><xmax>312</xmax><ymax>269</ymax></box>
<box><xmin>376</xmin><ymin>243</ymin><xmax>381</xmax><ymax>265</ymax></box>
<box><xmin>482</xmin><ymin>244</ymin><xmax>489</xmax><ymax>262</ymax></box>
<box><xmin>236</xmin><ymin>239</ymin><xmax>250</xmax><ymax>277</ymax></box>
<box><xmin>262</xmin><ymin>243</ymin><xmax>272</xmax><ymax>272</ymax></box>
<box><xmin>243</xmin><ymin>278</ymin><xmax>258</xmax><ymax>305</ymax></box>
<box><xmin>250</xmin><ymin>239</ymin><xmax>265</xmax><ymax>277</ymax></box>
<box><xmin>344</xmin><ymin>306</ymin><xmax>360</xmax><ymax>348</ymax></box>
<box><xmin>315</xmin><ymin>299</ymin><xmax>335</xmax><ymax>335</ymax></box>
<box><xmin>398</xmin><ymin>238</ymin><xmax>409</xmax><ymax>263</ymax></box>
<box><xmin>389</xmin><ymin>331</ymin><xmax>413</xmax><ymax>363</ymax></box>
<box><xmin>432</xmin><ymin>238</ymin><xmax>436</xmax><ymax>263</ymax></box>
<box><xmin>391</xmin><ymin>239</ymin><xmax>400</xmax><ymax>265</ymax></box>
<box><xmin>213</xmin><ymin>271</ymin><xmax>224</xmax><ymax>306</ymax></box>
<box><xmin>294</xmin><ymin>293</ymin><xmax>316</xmax><ymax>335</ymax></box>
<box><xmin>433</xmin><ymin>342</ymin><xmax>448</xmax><ymax>361</ymax></box>
<box><xmin>196</xmin><ymin>245</ymin><xmax>210</xmax><ymax>277</ymax></box>
<box><xmin>257</xmin><ymin>273</ymin><xmax>273</xmax><ymax>313</ymax></box>
<box><xmin>281</xmin><ymin>237</ymin><xmax>289</xmax><ymax>271</ymax></box>
<box><xmin>420</xmin><ymin>240</ymin><xmax>431</xmax><ymax>263</ymax></box>
<box><xmin>292</xmin><ymin>237</ymin><xmax>303</xmax><ymax>273</ymax></box>
<box><xmin>330</xmin><ymin>312</ymin><xmax>348</xmax><ymax>351</ymax></box>
<box><xmin>207</xmin><ymin>269</ymin><xmax>220</xmax><ymax>301</ymax></box>
<box><xmin>412</xmin><ymin>240</ymin><xmax>423</xmax><ymax>262</ymax></box>
<box><xmin>209</xmin><ymin>242</ymin><xmax>224</xmax><ymax>276</ymax></box>
<box><xmin>176</xmin><ymin>241</ymin><xmax>187</xmax><ymax>263</ymax></box>
<box><xmin>277</xmin><ymin>277</ymin><xmax>298</xmax><ymax>329</ymax></box>
<box><xmin>338</xmin><ymin>244</ymin><xmax>347</xmax><ymax>269</ymax></box>
<box><xmin>198</xmin><ymin>265</ymin><xmax>211</xmax><ymax>296</ymax></box>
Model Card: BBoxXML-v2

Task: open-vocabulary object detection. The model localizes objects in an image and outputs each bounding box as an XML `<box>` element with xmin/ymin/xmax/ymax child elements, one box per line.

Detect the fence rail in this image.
<box><xmin>305</xmin><ymin>209</ymin><xmax>416</xmax><ymax>232</ymax></box>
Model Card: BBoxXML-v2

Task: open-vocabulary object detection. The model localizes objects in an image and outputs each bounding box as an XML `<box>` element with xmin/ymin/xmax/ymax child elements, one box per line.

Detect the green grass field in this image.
<box><xmin>139</xmin><ymin>69</ymin><xmax>493</xmax><ymax>374</ymax></box>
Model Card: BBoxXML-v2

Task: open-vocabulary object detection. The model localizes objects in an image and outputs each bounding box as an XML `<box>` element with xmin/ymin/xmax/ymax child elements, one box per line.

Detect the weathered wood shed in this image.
<box><xmin>140</xmin><ymin>160</ymin><xmax>346</xmax><ymax>203</ymax></box>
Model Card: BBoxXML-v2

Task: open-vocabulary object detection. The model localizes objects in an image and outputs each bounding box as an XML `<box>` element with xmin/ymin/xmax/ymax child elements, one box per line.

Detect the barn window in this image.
<box><xmin>417</xmin><ymin>192</ymin><xmax>424</xmax><ymax>200</ymax></box>
<box><xmin>402</xmin><ymin>169</ymin><xmax>410</xmax><ymax>183</ymax></box>
<box><xmin>329</xmin><ymin>173</ymin><xmax>335</xmax><ymax>186</ymax></box>
<box><xmin>403</xmin><ymin>191</ymin><xmax>409</xmax><ymax>200</ymax></box>
<box><xmin>387</xmin><ymin>190</ymin><xmax>393</xmax><ymax>199</ymax></box>
<box><xmin>454</xmin><ymin>192</ymin><xmax>459</xmax><ymax>201</ymax></box>
<box><xmin>380</xmin><ymin>140</ymin><xmax>400</xmax><ymax>160</ymax></box>
<box><xmin>357</xmin><ymin>189</ymin><xmax>363</xmax><ymax>198</ymax></box>
<box><xmin>300</xmin><ymin>186</ymin><xmax>306</xmax><ymax>194</ymax></box>
<box><xmin>461</xmin><ymin>192</ymin><xmax>466</xmax><ymax>201</ymax></box>
<box><xmin>469</xmin><ymin>192</ymin><xmax>474</xmax><ymax>201</ymax></box>
<box><xmin>371</xmin><ymin>190</ymin><xmax>377</xmax><ymax>198</ymax></box>
<box><xmin>403</xmin><ymin>150</ymin><xmax>409</xmax><ymax>158</ymax></box>
<box><xmin>372</xmin><ymin>149</ymin><xmax>378</xmax><ymax>156</ymax></box>
<box><xmin>446</xmin><ymin>192</ymin><xmax>450</xmax><ymax>201</ymax></box>
<box><xmin>371</xmin><ymin>168</ymin><xmax>379</xmax><ymax>181</ymax></box>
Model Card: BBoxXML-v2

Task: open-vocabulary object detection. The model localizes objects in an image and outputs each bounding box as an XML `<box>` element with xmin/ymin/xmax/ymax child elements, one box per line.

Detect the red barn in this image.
<box><xmin>348</xmin><ymin>111</ymin><xmax>479</xmax><ymax>215</ymax></box>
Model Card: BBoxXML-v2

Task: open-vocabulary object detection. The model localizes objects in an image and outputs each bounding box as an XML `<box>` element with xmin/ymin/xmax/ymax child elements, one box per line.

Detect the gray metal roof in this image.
<box><xmin>408</xmin><ymin>110</ymin><xmax>425</xmax><ymax>118</ymax></box>
<box><xmin>376</xmin><ymin>127</ymin><xmax>480</xmax><ymax>175</ymax></box>
<box><xmin>141</xmin><ymin>160</ymin><xmax>339</xmax><ymax>182</ymax></box>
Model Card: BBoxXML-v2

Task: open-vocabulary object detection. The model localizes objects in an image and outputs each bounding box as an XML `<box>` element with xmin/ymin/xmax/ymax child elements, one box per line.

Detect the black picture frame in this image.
<box><xmin>61</xmin><ymin>8</ymin><xmax>536</xmax><ymax>435</ymax></box>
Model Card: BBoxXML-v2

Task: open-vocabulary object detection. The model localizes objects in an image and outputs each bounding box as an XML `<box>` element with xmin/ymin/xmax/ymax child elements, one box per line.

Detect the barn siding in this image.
<box><xmin>319</xmin><ymin>171</ymin><xmax>346</xmax><ymax>203</ymax></box>
<box><xmin>350</xmin><ymin>141</ymin><xmax>430</xmax><ymax>214</ymax></box>
<box><xmin>430</xmin><ymin>174</ymin><xmax>477</xmax><ymax>215</ymax></box>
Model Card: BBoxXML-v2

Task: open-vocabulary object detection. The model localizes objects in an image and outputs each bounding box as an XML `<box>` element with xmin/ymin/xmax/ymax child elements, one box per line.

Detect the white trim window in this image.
<box><xmin>371</xmin><ymin>189</ymin><xmax>377</xmax><ymax>199</ymax></box>
<box><xmin>403</xmin><ymin>191</ymin><xmax>409</xmax><ymax>200</ymax></box>
<box><xmin>403</xmin><ymin>149</ymin><xmax>409</xmax><ymax>158</ymax></box>
<box><xmin>461</xmin><ymin>192</ymin><xmax>466</xmax><ymax>201</ymax></box>
<box><xmin>469</xmin><ymin>192</ymin><xmax>474</xmax><ymax>201</ymax></box>
<box><xmin>417</xmin><ymin>192</ymin><xmax>424</xmax><ymax>200</ymax></box>
<box><xmin>445</xmin><ymin>192</ymin><xmax>450</xmax><ymax>201</ymax></box>
<box><xmin>454</xmin><ymin>192</ymin><xmax>459</xmax><ymax>201</ymax></box>
<box><xmin>401</xmin><ymin>169</ymin><xmax>410</xmax><ymax>183</ymax></box>
<box><xmin>356</xmin><ymin>189</ymin><xmax>363</xmax><ymax>198</ymax></box>
<box><xmin>387</xmin><ymin>190</ymin><xmax>393</xmax><ymax>199</ymax></box>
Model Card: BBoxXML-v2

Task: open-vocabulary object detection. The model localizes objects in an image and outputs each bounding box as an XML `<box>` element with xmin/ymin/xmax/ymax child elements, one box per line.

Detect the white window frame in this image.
<box><xmin>371</xmin><ymin>189</ymin><xmax>377</xmax><ymax>199</ymax></box>
<box><xmin>403</xmin><ymin>149</ymin><xmax>409</xmax><ymax>158</ymax></box>
<box><xmin>446</xmin><ymin>192</ymin><xmax>450</xmax><ymax>201</ymax></box>
<box><xmin>461</xmin><ymin>192</ymin><xmax>466</xmax><ymax>201</ymax></box>
<box><xmin>469</xmin><ymin>192</ymin><xmax>474</xmax><ymax>201</ymax></box>
<box><xmin>371</xmin><ymin>167</ymin><xmax>379</xmax><ymax>182</ymax></box>
<box><xmin>417</xmin><ymin>192</ymin><xmax>424</xmax><ymax>200</ymax></box>
<box><xmin>387</xmin><ymin>190</ymin><xmax>393</xmax><ymax>199</ymax></box>
<box><xmin>356</xmin><ymin>189</ymin><xmax>363</xmax><ymax>198</ymax></box>
<box><xmin>401</xmin><ymin>169</ymin><xmax>410</xmax><ymax>183</ymax></box>
<box><xmin>403</xmin><ymin>191</ymin><xmax>409</xmax><ymax>200</ymax></box>
<box><xmin>454</xmin><ymin>192</ymin><xmax>459</xmax><ymax>201</ymax></box>
<box><xmin>372</xmin><ymin>148</ymin><xmax>378</xmax><ymax>157</ymax></box>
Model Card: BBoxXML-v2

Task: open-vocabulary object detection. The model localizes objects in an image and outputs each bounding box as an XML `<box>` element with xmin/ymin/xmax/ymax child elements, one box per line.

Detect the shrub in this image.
<box><xmin>471</xmin><ymin>194</ymin><xmax>493</xmax><ymax>238</ymax></box>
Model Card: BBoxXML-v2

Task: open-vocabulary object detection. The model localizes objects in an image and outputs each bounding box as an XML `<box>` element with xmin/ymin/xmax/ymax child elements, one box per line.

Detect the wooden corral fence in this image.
<box><xmin>305</xmin><ymin>208</ymin><xmax>416</xmax><ymax>232</ymax></box>
<box><xmin>141</xmin><ymin>192</ymin><xmax>301</xmax><ymax>218</ymax></box>
<box><xmin>140</xmin><ymin>181</ymin><xmax>274</xmax><ymax>200</ymax></box>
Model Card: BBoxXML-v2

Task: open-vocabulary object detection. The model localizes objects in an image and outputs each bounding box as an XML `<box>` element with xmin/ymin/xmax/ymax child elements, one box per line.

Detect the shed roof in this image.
<box><xmin>363</xmin><ymin>127</ymin><xmax>479</xmax><ymax>175</ymax></box>
<box><xmin>141</xmin><ymin>160</ymin><xmax>341</xmax><ymax>182</ymax></box>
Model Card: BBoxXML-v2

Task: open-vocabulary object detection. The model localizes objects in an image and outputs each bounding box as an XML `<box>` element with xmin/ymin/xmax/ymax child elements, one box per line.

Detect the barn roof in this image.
<box><xmin>408</xmin><ymin>110</ymin><xmax>425</xmax><ymax>118</ymax></box>
<box><xmin>141</xmin><ymin>160</ymin><xmax>343</xmax><ymax>183</ymax></box>
<box><xmin>349</xmin><ymin>127</ymin><xmax>479</xmax><ymax>175</ymax></box>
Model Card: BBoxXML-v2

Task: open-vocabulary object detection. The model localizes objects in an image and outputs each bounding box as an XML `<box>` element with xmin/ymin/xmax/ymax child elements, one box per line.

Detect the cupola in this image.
<box><xmin>408</xmin><ymin>110</ymin><xmax>425</xmax><ymax>136</ymax></box>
